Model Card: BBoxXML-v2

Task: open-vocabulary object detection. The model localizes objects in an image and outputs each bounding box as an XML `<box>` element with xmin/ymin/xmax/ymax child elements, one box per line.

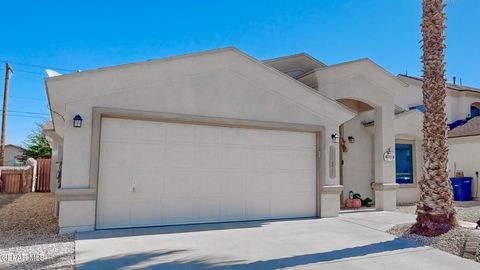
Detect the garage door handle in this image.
<box><xmin>131</xmin><ymin>182</ymin><xmax>136</xmax><ymax>193</ymax></box>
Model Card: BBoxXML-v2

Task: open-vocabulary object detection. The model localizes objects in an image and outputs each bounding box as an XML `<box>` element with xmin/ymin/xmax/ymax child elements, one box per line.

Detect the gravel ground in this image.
<box><xmin>396</xmin><ymin>202</ymin><xmax>480</xmax><ymax>223</ymax></box>
<box><xmin>388</xmin><ymin>223</ymin><xmax>473</xmax><ymax>257</ymax></box>
<box><xmin>0</xmin><ymin>193</ymin><xmax>74</xmax><ymax>269</ymax></box>
<box><xmin>0</xmin><ymin>194</ymin><xmax>22</xmax><ymax>209</ymax></box>
<box><xmin>394</xmin><ymin>202</ymin><xmax>480</xmax><ymax>263</ymax></box>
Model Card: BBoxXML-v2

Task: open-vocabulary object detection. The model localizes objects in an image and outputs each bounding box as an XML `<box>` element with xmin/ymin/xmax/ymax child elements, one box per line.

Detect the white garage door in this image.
<box><xmin>96</xmin><ymin>118</ymin><xmax>317</xmax><ymax>229</ymax></box>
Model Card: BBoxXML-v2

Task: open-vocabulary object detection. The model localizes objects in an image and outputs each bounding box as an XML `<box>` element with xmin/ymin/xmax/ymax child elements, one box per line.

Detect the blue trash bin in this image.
<box><xmin>450</xmin><ymin>177</ymin><xmax>472</xmax><ymax>201</ymax></box>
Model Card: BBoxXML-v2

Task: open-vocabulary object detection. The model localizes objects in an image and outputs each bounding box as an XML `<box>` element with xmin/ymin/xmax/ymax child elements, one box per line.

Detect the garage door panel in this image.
<box><xmin>247</xmin><ymin>148</ymin><xmax>271</xmax><ymax>169</ymax></box>
<box><xmin>245</xmin><ymin>171</ymin><xmax>270</xmax><ymax>193</ymax></box>
<box><xmin>221</xmin><ymin>196</ymin><xmax>246</xmax><ymax>219</ymax></box>
<box><xmin>133</xmin><ymin>169</ymin><xmax>164</xmax><ymax>197</ymax></box>
<box><xmin>270</xmin><ymin>172</ymin><xmax>294</xmax><ymax>193</ymax></box>
<box><xmin>270</xmin><ymin>195</ymin><xmax>293</xmax><ymax>217</ymax></box>
<box><xmin>97</xmin><ymin>201</ymin><xmax>131</xmax><ymax>228</ymax></box>
<box><xmin>193</xmin><ymin>198</ymin><xmax>221</xmax><ymax>221</ymax></box>
<box><xmin>271</xmin><ymin>131</ymin><xmax>316</xmax><ymax>148</ymax></box>
<box><xmin>101</xmin><ymin>118</ymin><xmax>137</xmax><ymax>141</ymax></box>
<box><xmin>221</xmin><ymin>171</ymin><xmax>246</xmax><ymax>194</ymax></box>
<box><xmin>166</xmin><ymin>124</ymin><xmax>197</xmax><ymax>143</ymax></box>
<box><xmin>101</xmin><ymin>189</ymin><xmax>131</xmax><ymax>203</ymax></box>
<box><xmin>290</xmin><ymin>193</ymin><xmax>316</xmax><ymax>216</ymax></box>
<box><xmin>195</xmin><ymin>171</ymin><xmax>222</xmax><ymax>196</ymax></box>
<box><xmin>131</xmin><ymin>199</ymin><xmax>163</xmax><ymax>226</ymax></box>
<box><xmin>222</xmin><ymin>147</ymin><xmax>250</xmax><ymax>169</ymax></box>
<box><xmin>195</xmin><ymin>146</ymin><xmax>222</xmax><ymax>169</ymax></box>
<box><xmin>292</xmin><ymin>172</ymin><xmax>317</xmax><ymax>192</ymax></box>
<box><xmin>164</xmin><ymin>172</ymin><xmax>194</xmax><ymax>196</ymax></box>
<box><xmin>134</xmin><ymin>121</ymin><xmax>166</xmax><ymax>142</ymax></box>
<box><xmin>132</xmin><ymin>144</ymin><xmax>165</xmax><ymax>169</ymax></box>
<box><xmin>270</xmin><ymin>149</ymin><xmax>296</xmax><ymax>169</ymax></box>
<box><xmin>294</xmin><ymin>151</ymin><xmax>317</xmax><ymax>170</ymax></box>
<box><xmin>223</xmin><ymin>128</ymin><xmax>272</xmax><ymax>146</ymax></box>
<box><xmin>100</xmin><ymin>142</ymin><xmax>132</xmax><ymax>168</ymax></box>
<box><xmin>196</xmin><ymin>126</ymin><xmax>223</xmax><ymax>144</ymax></box>
<box><xmin>166</xmin><ymin>145</ymin><xmax>195</xmax><ymax>169</ymax></box>
<box><xmin>222</xmin><ymin>128</ymin><xmax>248</xmax><ymax>145</ymax></box>
<box><xmin>163</xmin><ymin>199</ymin><xmax>193</xmax><ymax>224</ymax></box>
<box><xmin>97</xmin><ymin>118</ymin><xmax>317</xmax><ymax>229</ymax></box>
<box><xmin>246</xmin><ymin>196</ymin><xmax>270</xmax><ymax>219</ymax></box>
<box><xmin>98</xmin><ymin>169</ymin><xmax>131</xmax><ymax>200</ymax></box>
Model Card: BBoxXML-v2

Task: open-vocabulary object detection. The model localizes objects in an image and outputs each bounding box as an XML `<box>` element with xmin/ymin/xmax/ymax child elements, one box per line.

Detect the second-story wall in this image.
<box><xmin>396</xmin><ymin>75</ymin><xmax>480</xmax><ymax>124</ymax></box>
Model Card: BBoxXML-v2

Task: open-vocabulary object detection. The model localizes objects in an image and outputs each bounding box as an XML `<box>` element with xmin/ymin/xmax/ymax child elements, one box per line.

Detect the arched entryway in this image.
<box><xmin>336</xmin><ymin>99</ymin><xmax>376</xmax><ymax>208</ymax></box>
<box><xmin>332</xmin><ymin>95</ymin><xmax>398</xmax><ymax>211</ymax></box>
<box><xmin>297</xmin><ymin>58</ymin><xmax>405</xmax><ymax>211</ymax></box>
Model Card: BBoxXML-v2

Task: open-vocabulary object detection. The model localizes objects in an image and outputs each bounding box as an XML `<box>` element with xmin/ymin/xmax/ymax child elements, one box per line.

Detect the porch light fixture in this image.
<box><xmin>348</xmin><ymin>136</ymin><xmax>355</xmax><ymax>143</ymax></box>
<box><xmin>73</xmin><ymin>115</ymin><xmax>83</xmax><ymax>128</ymax></box>
<box><xmin>331</xmin><ymin>133</ymin><xmax>340</xmax><ymax>143</ymax></box>
<box><xmin>383</xmin><ymin>147</ymin><xmax>395</xmax><ymax>162</ymax></box>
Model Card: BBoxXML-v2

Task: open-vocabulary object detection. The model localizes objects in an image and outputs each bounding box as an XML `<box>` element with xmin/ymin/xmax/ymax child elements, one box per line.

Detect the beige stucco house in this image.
<box><xmin>46</xmin><ymin>47</ymin><xmax>480</xmax><ymax>234</ymax></box>
<box><xmin>45</xmin><ymin>47</ymin><xmax>419</xmax><ymax>233</ymax></box>
<box><xmin>4</xmin><ymin>144</ymin><xmax>25</xmax><ymax>166</ymax></box>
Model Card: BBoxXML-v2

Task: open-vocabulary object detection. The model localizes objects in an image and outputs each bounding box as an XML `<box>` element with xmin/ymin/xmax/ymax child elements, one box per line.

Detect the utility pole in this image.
<box><xmin>0</xmin><ymin>63</ymin><xmax>13</xmax><ymax>166</ymax></box>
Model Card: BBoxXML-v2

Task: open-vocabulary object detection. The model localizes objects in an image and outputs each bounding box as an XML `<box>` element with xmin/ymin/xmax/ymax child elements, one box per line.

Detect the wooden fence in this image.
<box><xmin>0</xmin><ymin>167</ymin><xmax>33</xmax><ymax>193</ymax></box>
<box><xmin>1</xmin><ymin>171</ymin><xmax>23</xmax><ymax>193</ymax></box>
<box><xmin>36</xmin><ymin>159</ymin><xmax>51</xmax><ymax>192</ymax></box>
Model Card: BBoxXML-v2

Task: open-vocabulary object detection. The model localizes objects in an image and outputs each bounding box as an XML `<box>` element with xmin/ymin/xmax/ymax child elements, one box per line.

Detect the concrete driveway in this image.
<box><xmin>75</xmin><ymin>212</ymin><xmax>478</xmax><ymax>269</ymax></box>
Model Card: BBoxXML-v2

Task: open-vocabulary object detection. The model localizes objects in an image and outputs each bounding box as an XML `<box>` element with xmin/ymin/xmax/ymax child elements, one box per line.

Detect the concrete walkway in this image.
<box><xmin>76</xmin><ymin>211</ymin><xmax>478</xmax><ymax>269</ymax></box>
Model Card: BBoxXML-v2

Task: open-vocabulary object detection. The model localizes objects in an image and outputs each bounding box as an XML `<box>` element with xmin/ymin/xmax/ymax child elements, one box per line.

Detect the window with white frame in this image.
<box><xmin>395</xmin><ymin>142</ymin><xmax>415</xmax><ymax>184</ymax></box>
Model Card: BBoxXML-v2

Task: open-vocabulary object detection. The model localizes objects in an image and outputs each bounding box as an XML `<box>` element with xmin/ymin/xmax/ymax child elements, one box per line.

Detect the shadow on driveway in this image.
<box><xmin>77</xmin><ymin>238</ymin><xmax>420</xmax><ymax>270</ymax></box>
<box><xmin>76</xmin><ymin>218</ymin><xmax>314</xmax><ymax>241</ymax></box>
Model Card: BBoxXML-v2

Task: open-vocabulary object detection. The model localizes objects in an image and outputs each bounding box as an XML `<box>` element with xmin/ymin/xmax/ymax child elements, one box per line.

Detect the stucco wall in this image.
<box><xmin>448</xmin><ymin>92</ymin><xmax>480</xmax><ymax>122</ymax></box>
<box><xmin>395</xmin><ymin>76</ymin><xmax>480</xmax><ymax>123</ymax></box>
<box><xmin>342</xmin><ymin>111</ymin><xmax>374</xmax><ymax>201</ymax></box>
<box><xmin>394</xmin><ymin>81</ymin><xmax>423</xmax><ymax>111</ymax></box>
<box><xmin>449</xmin><ymin>136</ymin><xmax>480</xmax><ymax>199</ymax></box>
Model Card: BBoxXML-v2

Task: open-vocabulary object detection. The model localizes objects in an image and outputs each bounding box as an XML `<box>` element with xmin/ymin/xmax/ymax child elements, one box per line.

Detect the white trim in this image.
<box><xmin>395</xmin><ymin>139</ymin><xmax>418</xmax><ymax>188</ymax></box>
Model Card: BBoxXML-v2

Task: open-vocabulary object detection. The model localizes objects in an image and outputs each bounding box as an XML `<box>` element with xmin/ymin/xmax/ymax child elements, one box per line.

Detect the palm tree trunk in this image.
<box><xmin>412</xmin><ymin>0</ymin><xmax>458</xmax><ymax>237</ymax></box>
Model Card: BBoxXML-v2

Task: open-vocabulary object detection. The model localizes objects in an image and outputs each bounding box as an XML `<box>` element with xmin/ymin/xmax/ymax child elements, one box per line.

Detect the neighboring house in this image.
<box><xmin>393</xmin><ymin>75</ymin><xmax>480</xmax><ymax>204</ymax></box>
<box><xmin>4</xmin><ymin>144</ymin><xmax>25</xmax><ymax>166</ymax></box>
<box><xmin>44</xmin><ymin>47</ymin><xmax>479</xmax><ymax>234</ymax></box>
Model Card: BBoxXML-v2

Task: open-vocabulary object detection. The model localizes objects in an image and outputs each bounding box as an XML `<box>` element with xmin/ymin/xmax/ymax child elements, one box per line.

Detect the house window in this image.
<box><xmin>470</xmin><ymin>106</ymin><xmax>480</xmax><ymax>118</ymax></box>
<box><xmin>409</xmin><ymin>105</ymin><xmax>425</xmax><ymax>113</ymax></box>
<box><xmin>395</xmin><ymin>143</ymin><xmax>414</xmax><ymax>184</ymax></box>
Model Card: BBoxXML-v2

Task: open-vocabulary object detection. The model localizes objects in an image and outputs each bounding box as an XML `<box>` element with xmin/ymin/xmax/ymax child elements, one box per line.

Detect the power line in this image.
<box><xmin>11</xmin><ymin>69</ymin><xmax>45</xmax><ymax>76</ymax></box>
<box><xmin>6</xmin><ymin>110</ymin><xmax>50</xmax><ymax>116</ymax></box>
<box><xmin>9</xmin><ymin>96</ymin><xmax>46</xmax><ymax>102</ymax></box>
<box><xmin>0</xmin><ymin>59</ymin><xmax>75</xmax><ymax>72</ymax></box>
<box><xmin>8</xmin><ymin>114</ymin><xmax>49</xmax><ymax>119</ymax></box>
<box><xmin>0</xmin><ymin>67</ymin><xmax>46</xmax><ymax>76</ymax></box>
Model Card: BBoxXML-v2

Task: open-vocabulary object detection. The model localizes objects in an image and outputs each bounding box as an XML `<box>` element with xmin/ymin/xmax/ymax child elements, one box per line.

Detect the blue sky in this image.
<box><xmin>1</xmin><ymin>0</ymin><xmax>479</xmax><ymax>146</ymax></box>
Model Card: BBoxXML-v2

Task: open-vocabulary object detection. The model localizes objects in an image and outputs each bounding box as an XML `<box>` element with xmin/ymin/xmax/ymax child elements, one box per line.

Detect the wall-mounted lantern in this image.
<box><xmin>383</xmin><ymin>147</ymin><xmax>395</xmax><ymax>162</ymax></box>
<box><xmin>73</xmin><ymin>114</ymin><xmax>83</xmax><ymax>128</ymax></box>
<box><xmin>331</xmin><ymin>133</ymin><xmax>340</xmax><ymax>143</ymax></box>
<box><xmin>348</xmin><ymin>136</ymin><xmax>355</xmax><ymax>143</ymax></box>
